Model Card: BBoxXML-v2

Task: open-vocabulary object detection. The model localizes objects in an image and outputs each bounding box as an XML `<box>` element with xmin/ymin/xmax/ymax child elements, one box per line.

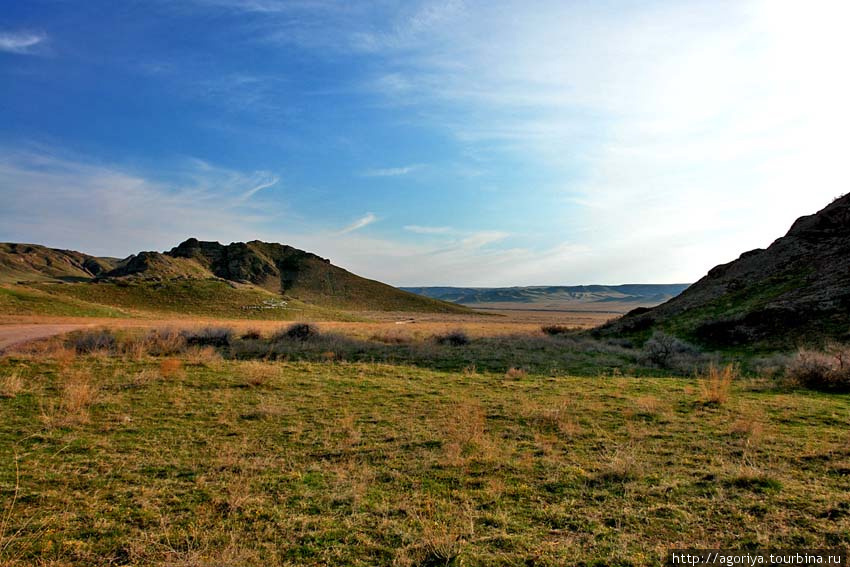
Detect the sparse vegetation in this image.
<box><xmin>1</xmin><ymin>353</ymin><xmax>847</xmax><ymax>566</ymax></box>
<box><xmin>699</xmin><ymin>363</ymin><xmax>737</xmax><ymax>405</ymax></box>
<box><xmin>786</xmin><ymin>345</ymin><xmax>850</xmax><ymax>392</ymax></box>
<box><xmin>434</xmin><ymin>330</ymin><xmax>469</xmax><ymax>346</ymax></box>
<box><xmin>273</xmin><ymin>322</ymin><xmax>320</xmax><ymax>341</ymax></box>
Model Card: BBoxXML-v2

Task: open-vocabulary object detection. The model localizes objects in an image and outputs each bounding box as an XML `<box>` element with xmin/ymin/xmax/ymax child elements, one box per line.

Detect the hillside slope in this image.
<box><xmin>0</xmin><ymin>243</ymin><xmax>118</xmax><ymax>283</ymax></box>
<box><xmin>597</xmin><ymin>194</ymin><xmax>850</xmax><ymax>348</ymax></box>
<box><xmin>0</xmin><ymin>239</ymin><xmax>473</xmax><ymax>315</ymax></box>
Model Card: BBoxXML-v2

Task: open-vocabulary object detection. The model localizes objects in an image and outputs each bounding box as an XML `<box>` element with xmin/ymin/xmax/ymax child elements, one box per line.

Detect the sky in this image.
<box><xmin>1</xmin><ymin>0</ymin><xmax>848</xmax><ymax>286</ymax></box>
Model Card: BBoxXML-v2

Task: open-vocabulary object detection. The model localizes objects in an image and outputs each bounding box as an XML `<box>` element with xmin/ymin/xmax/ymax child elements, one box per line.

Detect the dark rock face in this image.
<box><xmin>597</xmin><ymin>194</ymin><xmax>850</xmax><ymax>348</ymax></box>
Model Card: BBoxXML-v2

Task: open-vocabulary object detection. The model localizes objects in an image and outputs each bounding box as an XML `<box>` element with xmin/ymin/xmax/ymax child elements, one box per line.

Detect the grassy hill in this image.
<box><xmin>0</xmin><ymin>239</ymin><xmax>474</xmax><ymax>317</ymax></box>
<box><xmin>597</xmin><ymin>194</ymin><xmax>850</xmax><ymax>349</ymax></box>
<box><xmin>0</xmin><ymin>243</ymin><xmax>117</xmax><ymax>284</ymax></box>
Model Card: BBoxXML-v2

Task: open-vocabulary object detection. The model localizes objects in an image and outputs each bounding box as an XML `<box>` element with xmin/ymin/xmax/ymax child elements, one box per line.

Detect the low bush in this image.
<box><xmin>67</xmin><ymin>329</ymin><xmax>116</xmax><ymax>354</ymax></box>
<box><xmin>786</xmin><ymin>346</ymin><xmax>850</xmax><ymax>393</ymax></box>
<box><xmin>434</xmin><ymin>330</ymin><xmax>469</xmax><ymax>347</ymax></box>
<box><xmin>143</xmin><ymin>328</ymin><xmax>186</xmax><ymax>356</ymax></box>
<box><xmin>541</xmin><ymin>325</ymin><xmax>575</xmax><ymax>336</ymax></box>
<box><xmin>273</xmin><ymin>323</ymin><xmax>320</xmax><ymax>342</ymax></box>
<box><xmin>181</xmin><ymin>327</ymin><xmax>233</xmax><ymax>348</ymax></box>
<box><xmin>642</xmin><ymin>331</ymin><xmax>702</xmax><ymax>370</ymax></box>
<box><xmin>240</xmin><ymin>328</ymin><xmax>263</xmax><ymax>340</ymax></box>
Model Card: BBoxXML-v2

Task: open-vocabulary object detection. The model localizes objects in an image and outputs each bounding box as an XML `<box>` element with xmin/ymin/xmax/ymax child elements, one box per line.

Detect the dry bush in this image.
<box><xmin>184</xmin><ymin>346</ymin><xmax>222</xmax><ymax>367</ymax></box>
<box><xmin>0</xmin><ymin>371</ymin><xmax>23</xmax><ymax>399</ymax></box>
<box><xmin>786</xmin><ymin>346</ymin><xmax>850</xmax><ymax>393</ymax></box>
<box><xmin>369</xmin><ymin>329</ymin><xmax>411</xmax><ymax>344</ymax></box>
<box><xmin>66</xmin><ymin>329</ymin><xmax>116</xmax><ymax>354</ymax></box>
<box><xmin>434</xmin><ymin>330</ymin><xmax>469</xmax><ymax>346</ymax></box>
<box><xmin>699</xmin><ymin>363</ymin><xmax>737</xmax><ymax>405</ymax></box>
<box><xmin>272</xmin><ymin>323</ymin><xmax>319</xmax><ymax>342</ymax></box>
<box><xmin>144</xmin><ymin>328</ymin><xmax>186</xmax><ymax>356</ymax></box>
<box><xmin>159</xmin><ymin>358</ymin><xmax>184</xmax><ymax>379</ymax></box>
<box><xmin>541</xmin><ymin>324</ymin><xmax>575</xmax><ymax>336</ymax></box>
<box><xmin>181</xmin><ymin>326</ymin><xmax>233</xmax><ymax>348</ymax></box>
<box><xmin>240</xmin><ymin>328</ymin><xmax>263</xmax><ymax>340</ymax></box>
<box><xmin>505</xmin><ymin>367</ymin><xmax>527</xmax><ymax>380</ymax></box>
<box><xmin>239</xmin><ymin>361</ymin><xmax>277</xmax><ymax>387</ymax></box>
<box><xmin>42</xmin><ymin>367</ymin><xmax>98</xmax><ymax>426</ymax></box>
<box><xmin>120</xmin><ymin>335</ymin><xmax>149</xmax><ymax>360</ymax></box>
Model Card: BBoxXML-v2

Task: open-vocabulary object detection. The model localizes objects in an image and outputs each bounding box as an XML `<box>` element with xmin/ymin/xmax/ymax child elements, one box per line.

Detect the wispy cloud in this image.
<box><xmin>337</xmin><ymin>212</ymin><xmax>377</xmax><ymax>234</ymax></box>
<box><xmin>361</xmin><ymin>165</ymin><xmax>422</xmax><ymax>177</ymax></box>
<box><xmin>404</xmin><ymin>225</ymin><xmax>452</xmax><ymax>235</ymax></box>
<box><xmin>0</xmin><ymin>149</ymin><xmax>280</xmax><ymax>256</ymax></box>
<box><xmin>0</xmin><ymin>31</ymin><xmax>46</xmax><ymax>54</ymax></box>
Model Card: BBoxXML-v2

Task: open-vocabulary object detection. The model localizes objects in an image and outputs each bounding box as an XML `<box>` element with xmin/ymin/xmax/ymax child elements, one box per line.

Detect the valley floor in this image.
<box><xmin>0</xmin><ymin>312</ymin><xmax>847</xmax><ymax>566</ymax></box>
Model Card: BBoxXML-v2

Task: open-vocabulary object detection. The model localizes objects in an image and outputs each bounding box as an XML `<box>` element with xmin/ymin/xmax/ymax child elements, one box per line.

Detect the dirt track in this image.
<box><xmin>0</xmin><ymin>324</ymin><xmax>92</xmax><ymax>352</ymax></box>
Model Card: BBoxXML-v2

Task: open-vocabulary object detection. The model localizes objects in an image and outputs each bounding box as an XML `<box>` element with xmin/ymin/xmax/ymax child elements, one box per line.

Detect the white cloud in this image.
<box><xmin>0</xmin><ymin>31</ymin><xmax>46</xmax><ymax>54</ymax></box>
<box><xmin>361</xmin><ymin>165</ymin><xmax>422</xmax><ymax>177</ymax></box>
<box><xmin>337</xmin><ymin>212</ymin><xmax>377</xmax><ymax>234</ymax></box>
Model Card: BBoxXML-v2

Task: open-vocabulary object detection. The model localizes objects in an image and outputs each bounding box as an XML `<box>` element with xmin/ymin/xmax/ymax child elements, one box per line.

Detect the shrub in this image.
<box><xmin>67</xmin><ymin>329</ymin><xmax>116</xmax><ymax>354</ymax></box>
<box><xmin>541</xmin><ymin>325</ymin><xmax>574</xmax><ymax>336</ymax></box>
<box><xmin>273</xmin><ymin>323</ymin><xmax>320</xmax><ymax>342</ymax></box>
<box><xmin>699</xmin><ymin>363</ymin><xmax>737</xmax><ymax>405</ymax></box>
<box><xmin>434</xmin><ymin>330</ymin><xmax>469</xmax><ymax>346</ymax></box>
<box><xmin>786</xmin><ymin>346</ymin><xmax>850</xmax><ymax>393</ymax></box>
<box><xmin>181</xmin><ymin>327</ymin><xmax>233</xmax><ymax>348</ymax></box>
<box><xmin>240</xmin><ymin>328</ymin><xmax>263</xmax><ymax>340</ymax></box>
<box><xmin>642</xmin><ymin>331</ymin><xmax>700</xmax><ymax>368</ymax></box>
<box><xmin>505</xmin><ymin>367</ymin><xmax>527</xmax><ymax>380</ymax></box>
<box><xmin>144</xmin><ymin>328</ymin><xmax>186</xmax><ymax>356</ymax></box>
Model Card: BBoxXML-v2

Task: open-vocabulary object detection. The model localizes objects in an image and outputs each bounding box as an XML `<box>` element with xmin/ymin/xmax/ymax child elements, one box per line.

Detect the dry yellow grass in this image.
<box><xmin>505</xmin><ymin>367</ymin><xmax>527</xmax><ymax>380</ymax></box>
<box><xmin>0</xmin><ymin>371</ymin><xmax>23</xmax><ymax>399</ymax></box>
<box><xmin>699</xmin><ymin>363</ymin><xmax>737</xmax><ymax>405</ymax></box>
<box><xmin>159</xmin><ymin>358</ymin><xmax>184</xmax><ymax>379</ymax></box>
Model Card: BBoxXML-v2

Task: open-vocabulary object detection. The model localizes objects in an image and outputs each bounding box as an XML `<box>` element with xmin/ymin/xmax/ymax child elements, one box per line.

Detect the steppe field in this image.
<box><xmin>1</xmin><ymin>309</ymin><xmax>848</xmax><ymax>567</ymax></box>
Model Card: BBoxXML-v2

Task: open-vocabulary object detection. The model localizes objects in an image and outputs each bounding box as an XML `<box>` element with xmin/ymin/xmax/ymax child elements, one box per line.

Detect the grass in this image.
<box><xmin>1</xmin><ymin>349</ymin><xmax>849</xmax><ymax>565</ymax></box>
<box><xmin>19</xmin><ymin>280</ymin><xmax>356</xmax><ymax>321</ymax></box>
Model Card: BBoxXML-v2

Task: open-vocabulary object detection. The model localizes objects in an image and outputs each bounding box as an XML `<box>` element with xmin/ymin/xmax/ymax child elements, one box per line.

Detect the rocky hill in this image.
<box><xmin>596</xmin><ymin>194</ymin><xmax>850</xmax><ymax>348</ymax></box>
<box><xmin>0</xmin><ymin>243</ymin><xmax>118</xmax><ymax>283</ymax></box>
<box><xmin>0</xmin><ymin>238</ymin><xmax>472</xmax><ymax>314</ymax></box>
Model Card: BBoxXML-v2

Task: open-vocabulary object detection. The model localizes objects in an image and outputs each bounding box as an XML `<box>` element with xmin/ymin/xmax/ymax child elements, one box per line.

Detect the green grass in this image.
<box><xmin>21</xmin><ymin>280</ymin><xmax>357</xmax><ymax>321</ymax></box>
<box><xmin>1</xmin><ymin>352</ymin><xmax>849</xmax><ymax>566</ymax></box>
<box><xmin>0</xmin><ymin>285</ymin><xmax>128</xmax><ymax>318</ymax></box>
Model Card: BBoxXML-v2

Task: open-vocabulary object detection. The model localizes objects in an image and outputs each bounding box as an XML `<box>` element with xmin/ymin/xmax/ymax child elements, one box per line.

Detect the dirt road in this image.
<box><xmin>0</xmin><ymin>324</ymin><xmax>92</xmax><ymax>352</ymax></box>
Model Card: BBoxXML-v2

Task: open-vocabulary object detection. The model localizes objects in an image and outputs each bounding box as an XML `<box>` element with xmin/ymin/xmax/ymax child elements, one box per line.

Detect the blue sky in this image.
<box><xmin>1</xmin><ymin>0</ymin><xmax>848</xmax><ymax>286</ymax></box>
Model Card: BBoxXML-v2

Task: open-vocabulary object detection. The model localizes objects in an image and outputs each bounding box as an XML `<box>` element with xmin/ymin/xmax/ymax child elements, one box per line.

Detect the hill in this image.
<box><xmin>0</xmin><ymin>243</ymin><xmax>118</xmax><ymax>284</ymax></box>
<box><xmin>596</xmin><ymin>194</ymin><xmax>850</xmax><ymax>348</ymax></box>
<box><xmin>0</xmin><ymin>238</ymin><xmax>473</xmax><ymax>316</ymax></box>
<box><xmin>402</xmin><ymin>284</ymin><xmax>689</xmax><ymax>312</ymax></box>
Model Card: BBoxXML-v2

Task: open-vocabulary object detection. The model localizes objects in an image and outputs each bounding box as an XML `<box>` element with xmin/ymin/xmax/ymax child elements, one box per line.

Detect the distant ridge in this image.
<box><xmin>0</xmin><ymin>238</ymin><xmax>472</xmax><ymax>314</ymax></box>
<box><xmin>596</xmin><ymin>194</ymin><xmax>850</xmax><ymax>348</ymax></box>
<box><xmin>402</xmin><ymin>284</ymin><xmax>689</xmax><ymax>312</ymax></box>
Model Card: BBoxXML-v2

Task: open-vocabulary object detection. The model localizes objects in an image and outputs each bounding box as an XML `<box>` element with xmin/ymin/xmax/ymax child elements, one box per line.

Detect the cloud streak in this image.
<box><xmin>0</xmin><ymin>31</ymin><xmax>46</xmax><ymax>54</ymax></box>
<box><xmin>337</xmin><ymin>212</ymin><xmax>377</xmax><ymax>234</ymax></box>
<box><xmin>361</xmin><ymin>165</ymin><xmax>422</xmax><ymax>177</ymax></box>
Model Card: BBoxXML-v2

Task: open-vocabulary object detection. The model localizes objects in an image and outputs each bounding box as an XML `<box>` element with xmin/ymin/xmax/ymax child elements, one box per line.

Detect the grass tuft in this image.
<box><xmin>699</xmin><ymin>363</ymin><xmax>736</xmax><ymax>405</ymax></box>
